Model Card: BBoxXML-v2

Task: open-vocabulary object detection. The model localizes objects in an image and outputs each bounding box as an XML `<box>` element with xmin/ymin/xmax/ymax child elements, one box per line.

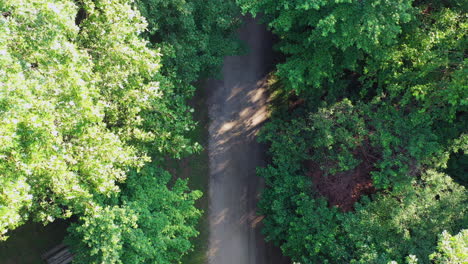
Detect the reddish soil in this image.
<box><xmin>306</xmin><ymin>155</ymin><xmax>377</xmax><ymax>212</ymax></box>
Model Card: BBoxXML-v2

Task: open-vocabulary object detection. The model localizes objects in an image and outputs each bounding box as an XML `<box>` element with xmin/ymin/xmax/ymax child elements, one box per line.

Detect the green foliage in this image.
<box><xmin>246</xmin><ymin>0</ymin><xmax>468</xmax><ymax>263</ymax></box>
<box><xmin>131</xmin><ymin>0</ymin><xmax>242</xmax><ymax>160</ymax></box>
<box><xmin>366</xmin><ymin>104</ymin><xmax>444</xmax><ymax>190</ymax></box>
<box><xmin>67</xmin><ymin>166</ymin><xmax>201</xmax><ymax>264</ymax></box>
<box><xmin>306</xmin><ymin>99</ymin><xmax>367</xmax><ymax>174</ymax></box>
<box><xmin>0</xmin><ymin>0</ymin><xmax>141</xmax><ymax>238</ymax></box>
<box><xmin>0</xmin><ymin>0</ymin><xmax>209</xmax><ymax>262</ymax></box>
<box><xmin>261</xmin><ymin>99</ymin><xmax>368</xmax><ymax>175</ymax></box>
<box><xmin>76</xmin><ymin>0</ymin><xmax>199</xmax><ymax>159</ymax></box>
<box><xmin>136</xmin><ymin>0</ymin><xmax>241</xmax><ymax>86</ymax></box>
<box><xmin>237</xmin><ymin>0</ymin><xmax>415</xmax><ymax>93</ymax></box>
<box><xmin>364</xmin><ymin>6</ymin><xmax>468</xmax><ymax>130</ymax></box>
<box><xmin>345</xmin><ymin>170</ymin><xmax>467</xmax><ymax>263</ymax></box>
<box><xmin>258</xmin><ymin>104</ymin><xmax>467</xmax><ymax>263</ymax></box>
<box><xmin>132</xmin><ymin>0</ymin><xmax>241</xmax><ymax>158</ymax></box>
<box><xmin>258</xmin><ymin>109</ymin><xmax>354</xmax><ymax>263</ymax></box>
<box><xmin>67</xmin><ymin>205</ymin><xmax>138</xmax><ymax>264</ymax></box>
<box><xmin>430</xmin><ymin>229</ymin><xmax>468</xmax><ymax>264</ymax></box>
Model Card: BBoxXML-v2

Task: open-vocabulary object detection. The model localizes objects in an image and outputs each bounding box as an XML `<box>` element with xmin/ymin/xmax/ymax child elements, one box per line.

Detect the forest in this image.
<box><xmin>0</xmin><ymin>0</ymin><xmax>466</xmax><ymax>264</ymax></box>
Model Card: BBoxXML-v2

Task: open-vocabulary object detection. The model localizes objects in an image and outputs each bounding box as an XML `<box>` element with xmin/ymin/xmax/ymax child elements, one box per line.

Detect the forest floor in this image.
<box><xmin>206</xmin><ymin>16</ymin><xmax>289</xmax><ymax>264</ymax></box>
<box><xmin>0</xmin><ymin>220</ymin><xmax>68</xmax><ymax>264</ymax></box>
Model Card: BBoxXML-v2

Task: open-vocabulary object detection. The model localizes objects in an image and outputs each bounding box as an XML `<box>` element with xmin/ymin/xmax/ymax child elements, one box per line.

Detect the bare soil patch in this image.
<box><xmin>306</xmin><ymin>155</ymin><xmax>377</xmax><ymax>212</ymax></box>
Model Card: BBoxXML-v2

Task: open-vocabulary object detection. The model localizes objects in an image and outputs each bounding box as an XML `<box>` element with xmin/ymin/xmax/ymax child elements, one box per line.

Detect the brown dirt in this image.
<box><xmin>306</xmin><ymin>153</ymin><xmax>377</xmax><ymax>212</ymax></box>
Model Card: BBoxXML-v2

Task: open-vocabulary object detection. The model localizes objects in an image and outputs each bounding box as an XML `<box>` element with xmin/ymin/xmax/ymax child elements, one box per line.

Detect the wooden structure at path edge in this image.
<box><xmin>41</xmin><ymin>244</ymin><xmax>74</xmax><ymax>264</ymax></box>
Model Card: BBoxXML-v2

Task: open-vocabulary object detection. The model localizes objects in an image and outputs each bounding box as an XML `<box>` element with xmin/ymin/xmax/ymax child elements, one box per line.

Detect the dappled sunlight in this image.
<box><xmin>227</xmin><ymin>85</ymin><xmax>244</xmax><ymax>101</ymax></box>
<box><xmin>213</xmin><ymin>208</ymin><xmax>229</xmax><ymax>226</ymax></box>
<box><xmin>208</xmin><ymin>239</ymin><xmax>221</xmax><ymax>259</ymax></box>
<box><xmin>249</xmin><ymin>105</ymin><xmax>268</xmax><ymax>129</ymax></box>
<box><xmin>251</xmin><ymin>215</ymin><xmax>264</xmax><ymax>228</ymax></box>
<box><xmin>207</xmin><ymin>71</ymin><xmax>273</xmax><ymax>263</ymax></box>
<box><xmin>206</xmin><ymin>13</ymin><xmax>289</xmax><ymax>264</ymax></box>
<box><xmin>211</xmin><ymin>159</ymin><xmax>229</xmax><ymax>176</ymax></box>
<box><xmin>218</xmin><ymin>121</ymin><xmax>237</xmax><ymax>134</ymax></box>
<box><xmin>211</xmin><ymin>76</ymin><xmax>271</xmax><ymax>141</ymax></box>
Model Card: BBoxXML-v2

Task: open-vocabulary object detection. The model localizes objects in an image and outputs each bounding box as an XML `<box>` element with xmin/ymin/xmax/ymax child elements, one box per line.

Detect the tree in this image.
<box><xmin>137</xmin><ymin>0</ymin><xmax>241</xmax><ymax>86</ymax></box>
<box><xmin>246</xmin><ymin>0</ymin><xmax>468</xmax><ymax>262</ymax></box>
<box><xmin>345</xmin><ymin>170</ymin><xmax>467</xmax><ymax>263</ymax></box>
<box><xmin>76</xmin><ymin>0</ymin><xmax>200</xmax><ymax>159</ymax></box>
<box><xmin>1</xmin><ymin>0</ymin><xmax>239</xmax><ymax>262</ymax></box>
<box><xmin>0</xmin><ymin>0</ymin><xmax>143</xmax><ymax>238</ymax></box>
<box><xmin>66</xmin><ymin>166</ymin><xmax>201</xmax><ymax>264</ymax></box>
<box><xmin>237</xmin><ymin>0</ymin><xmax>415</xmax><ymax>94</ymax></box>
<box><xmin>430</xmin><ymin>229</ymin><xmax>468</xmax><ymax>264</ymax></box>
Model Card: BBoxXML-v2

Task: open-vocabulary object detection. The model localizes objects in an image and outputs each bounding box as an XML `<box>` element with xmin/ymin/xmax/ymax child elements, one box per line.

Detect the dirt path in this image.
<box><xmin>207</xmin><ymin>16</ymin><xmax>289</xmax><ymax>264</ymax></box>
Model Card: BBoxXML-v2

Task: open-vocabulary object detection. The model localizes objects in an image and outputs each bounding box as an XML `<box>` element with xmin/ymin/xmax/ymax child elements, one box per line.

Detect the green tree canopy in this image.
<box><xmin>241</xmin><ymin>0</ymin><xmax>468</xmax><ymax>263</ymax></box>
<box><xmin>66</xmin><ymin>167</ymin><xmax>201</xmax><ymax>264</ymax></box>
<box><xmin>237</xmin><ymin>0</ymin><xmax>415</xmax><ymax>92</ymax></box>
<box><xmin>137</xmin><ymin>0</ymin><xmax>241</xmax><ymax>86</ymax></box>
<box><xmin>1</xmin><ymin>0</ymin><xmax>241</xmax><ymax>262</ymax></box>
<box><xmin>0</xmin><ymin>0</ymin><xmax>144</xmax><ymax>237</ymax></box>
<box><xmin>430</xmin><ymin>229</ymin><xmax>468</xmax><ymax>264</ymax></box>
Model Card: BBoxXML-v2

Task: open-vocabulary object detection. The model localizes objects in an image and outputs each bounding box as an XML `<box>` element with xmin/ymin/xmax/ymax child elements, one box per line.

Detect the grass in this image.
<box><xmin>0</xmin><ymin>220</ymin><xmax>68</xmax><ymax>264</ymax></box>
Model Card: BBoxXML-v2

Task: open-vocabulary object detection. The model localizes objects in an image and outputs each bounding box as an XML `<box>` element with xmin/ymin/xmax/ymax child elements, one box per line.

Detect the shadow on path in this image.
<box><xmin>207</xmin><ymin>15</ymin><xmax>290</xmax><ymax>264</ymax></box>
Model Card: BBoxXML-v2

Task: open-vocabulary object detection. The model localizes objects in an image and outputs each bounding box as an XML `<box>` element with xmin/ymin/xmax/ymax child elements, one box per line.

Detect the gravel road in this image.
<box><xmin>207</xmin><ymin>16</ymin><xmax>290</xmax><ymax>264</ymax></box>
